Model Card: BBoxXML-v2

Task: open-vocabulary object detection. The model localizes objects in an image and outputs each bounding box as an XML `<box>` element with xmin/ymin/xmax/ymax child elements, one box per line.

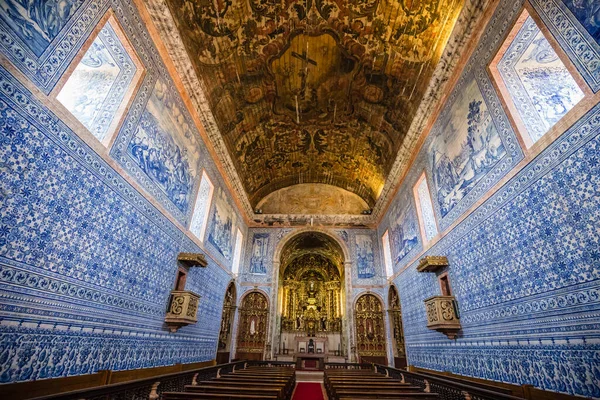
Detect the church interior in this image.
<box><xmin>0</xmin><ymin>0</ymin><xmax>598</xmax><ymax>399</ymax></box>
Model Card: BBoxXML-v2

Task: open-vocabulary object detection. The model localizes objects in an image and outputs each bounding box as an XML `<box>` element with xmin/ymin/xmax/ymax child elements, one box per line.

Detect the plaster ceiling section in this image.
<box><xmin>257</xmin><ymin>183</ymin><xmax>369</xmax><ymax>214</ymax></box>
<box><xmin>165</xmin><ymin>0</ymin><xmax>464</xmax><ymax>209</ymax></box>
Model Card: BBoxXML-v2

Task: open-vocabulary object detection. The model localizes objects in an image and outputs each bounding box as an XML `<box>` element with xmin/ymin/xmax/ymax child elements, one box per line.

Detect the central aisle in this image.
<box><xmin>292</xmin><ymin>382</ymin><xmax>325</xmax><ymax>400</ymax></box>
<box><xmin>292</xmin><ymin>371</ymin><xmax>327</xmax><ymax>399</ymax></box>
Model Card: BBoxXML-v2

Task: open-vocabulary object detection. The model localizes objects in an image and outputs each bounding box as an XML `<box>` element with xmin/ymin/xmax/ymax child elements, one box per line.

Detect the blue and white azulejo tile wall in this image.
<box><xmin>0</xmin><ymin>0</ymin><xmax>244</xmax><ymax>383</ymax></box>
<box><xmin>379</xmin><ymin>0</ymin><xmax>600</xmax><ymax>397</ymax></box>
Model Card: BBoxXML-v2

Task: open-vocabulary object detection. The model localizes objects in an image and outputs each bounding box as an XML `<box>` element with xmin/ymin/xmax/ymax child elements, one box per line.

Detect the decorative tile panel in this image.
<box><xmin>189</xmin><ymin>172</ymin><xmax>214</xmax><ymax>242</ymax></box>
<box><xmin>415</xmin><ymin>176</ymin><xmax>439</xmax><ymax>242</ymax></box>
<box><xmin>381</xmin><ymin>1</ymin><xmax>600</xmax><ymax>397</ymax></box>
<box><xmin>530</xmin><ymin>0</ymin><xmax>600</xmax><ymax>91</ymax></box>
<box><xmin>0</xmin><ymin>0</ymin><xmax>247</xmax><ymax>383</ymax></box>
<box><xmin>56</xmin><ymin>19</ymin><xmax>139</xmax><ymax>142</ymax></box>
<box><xmin>0</xmin><ymin>0</ymin><xmax>100</xmax><ymax>94</ymax></box>
<box><xmin>248</xmin><ymin>233</ymin><xmax>269</xmax><ymax>275</ymax></box>
<box><xmin>406</xmin><ymin>342</ymin><xmax>600</xmax><ymax>397</ymax></box>
<box><xmin>427</xmin><ymin>76</ymin><xmax>513</xmax><ymax>224</ymax></box>
<box><xmin>206</xmin><ymin>188</ymin><xmax>238</xmax><ymax>262</ymax></box>
<box><xmin>394</xmin><ymin>102</ymin><xmax>600</xmax><ymax>397</ymax></box>
<box><xmin>495</xmin><ymin>15</ymin><xmax>584</xmax><ymax>145</ymax></box>
<box><xmin>0</xmin><ymin>64</ymin><xmax>232</xmax><ymax>381</ymax></box>
<box><xmin>355</xmin><ymin>234</ymin><xmax>376</xmax><ymax>279</ymax></box>
<box><xmin>124</xmin><ymin>78</ymin><xmax>199</xmax><ymax>215</ymax></box>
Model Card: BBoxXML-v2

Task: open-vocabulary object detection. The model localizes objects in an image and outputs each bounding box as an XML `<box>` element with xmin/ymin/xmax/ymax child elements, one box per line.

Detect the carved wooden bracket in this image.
<box><xmin>424</xmin><ymin>295</ymin><xmax>461</xmax><ymax>339</ymax></box>
<box><xmin>178</xmin><ymin>252</ymin><xmax>208</xmax><ymax>268</ymax></box>
<box><xmin>165</xmin><ymin>290</ymin><xmax>200</xmax><ymax>332</ymax></box>
<box><xmin>417</xmin><ymin>256</ymin><xmax>449</xmax><ymax>273</ymax></box>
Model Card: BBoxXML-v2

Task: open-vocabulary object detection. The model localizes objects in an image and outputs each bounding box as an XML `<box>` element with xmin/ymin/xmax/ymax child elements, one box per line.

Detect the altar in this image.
<box><xmin>294</xmin><ymin>336</ymin><xmax>327</xmax><ymax>354</ymax></box>
<box><xmin>296</xmin><ymin>353</ymin><xmax>325</xmax><ymax>370</ymax></box>
<box><xmin>275</xmin><ymin>254</ymin><xmax>347</xmax><ymax>365</ymax></box>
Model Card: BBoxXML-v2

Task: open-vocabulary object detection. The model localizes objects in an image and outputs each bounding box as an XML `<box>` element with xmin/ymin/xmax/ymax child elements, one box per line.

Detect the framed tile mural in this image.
<box><xmin>355</xmin><ymin>234</ymin><xmax>376</xmax><ymax>279</ymax></box>
<box><xmin>490</xmin><ymin>7</ymin><xmax>588</xmax><ymax>149</ymax></box>
<box><xmin>52</xmin><ymin>11</ymin><xmax>144</xmax><ymax>147</ymax></box>
<box><xmin>387</xmin><ymin>189</ymin><xmax>421</xmax><ymax>267</ymax></box>
<box><xmin>190</xmin><ymin>170</ymin><xmax>215</xmax><ymax>242</ymax></box>
<box><xmin>529</xmin><ymin>0</ymin><xmax>600</xmax><ymax>91</ymax></box>
<box><xmin>249</xmin><ymin>233</ymin><xmax>269</xmax><ymax>275</ymax></box>
<box><xmin>413</xmin><ymin>172</ymin><xmax>439</xmax><ymax>244</ymax></box>
<box><xmin>207</xmin><ymin>188</ymin><xmax>238</xmax><ymax>261</ymax></box>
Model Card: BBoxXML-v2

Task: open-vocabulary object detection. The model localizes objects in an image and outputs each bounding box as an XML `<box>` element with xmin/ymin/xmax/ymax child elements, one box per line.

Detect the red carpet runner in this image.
<box><xmin>292</xmin><ymin>382</ymin><xmax>325</xmax><ymax>400</ymax></box>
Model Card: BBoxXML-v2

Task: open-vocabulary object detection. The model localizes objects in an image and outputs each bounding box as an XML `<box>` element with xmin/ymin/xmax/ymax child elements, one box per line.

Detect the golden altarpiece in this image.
<box><xmin>388</xmin><ymin>285</ymin><xmax>407</xmax><ymax>367</ymax></box>
<box><xmin>354</xmin><ymin>293</ymin><xmax>387</xmax><ymax>364</ymax></box>
<box><xmin>277</xmin><ymin>254</ymin><xmax>345</xmax><ymax>361</ymax></box>
<box><xmin>216</xmin><ymin>283</ymin><xmax>236</xmax><ymax>364</ymax></box>
<box><xmin>236</xmin><ymin>291</ymin><xmax>269</xmax><ymax>360</ymax></box>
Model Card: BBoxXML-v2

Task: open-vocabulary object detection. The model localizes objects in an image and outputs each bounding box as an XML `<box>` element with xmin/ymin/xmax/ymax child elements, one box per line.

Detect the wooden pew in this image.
<box><xmin>162</xmin><ymin>392</ymin><xmax>278</xmax><ymax>399</ymax></box>
<box><xmin>183</xmin><ymin>385</ymin><xmax>283</xmax><ymax>399</ymax></box>
<box><xmin>215</xmin><ymin>376</ymin><xmax>294</xmax><ymax>394</ymax></box>
<box><xmin>161</xmin><ymin>366</ymin><xmax>295</xmax><ymax>400</ymax></box>
<box><xmin>335</xmin><ymin>391</ymin><xmax>439</xmax><ymax>399</ymax></box>
<box><xmin>190</xmin><ymin>381</ymin><xmax>288</xmax><ymax>399</ymax></box>
<box><xmin>329</xmin><ymin>386</ymin><xmax>425</xmax><ymax>399</ymax></box>
<box><xmin>324</xmin><ymin>368</ymin><xmax>437</xmax><ymax>400</ymax></box>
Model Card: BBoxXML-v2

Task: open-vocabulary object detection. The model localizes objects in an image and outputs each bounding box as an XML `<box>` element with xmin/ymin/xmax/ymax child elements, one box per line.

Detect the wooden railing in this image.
<box><xmin>26</xmin><ymin>361</ymin><xmax>294</xmax><ymax>400</ymax></box>
<box><xmin>324</xmin><ymin>362</ymin><xmax>373</xmax><ymax>370</ymax></box>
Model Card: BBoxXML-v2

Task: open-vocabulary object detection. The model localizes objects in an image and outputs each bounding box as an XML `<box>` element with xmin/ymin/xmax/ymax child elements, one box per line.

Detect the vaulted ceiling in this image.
<box><xmin>279</xmin><ymin>232</ymin><xmax>344</xmax><ymax>272</ymax></box>
<box><xmin>165</xmin><ymin>0</ymin><xmax>464</xmax><ymax>210</ymax></box>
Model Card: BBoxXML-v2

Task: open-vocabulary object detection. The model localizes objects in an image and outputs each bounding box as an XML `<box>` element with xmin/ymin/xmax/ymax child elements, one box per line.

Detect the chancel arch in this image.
<box><xmin>235</xmin><ymin>290</ymin><xmax>269</xmax><ymax>361</ymax></box>
<box><xmin>388</xmin><ymin>285</ymin><xmax>407</xmax><ymax>368</ymax></box>
<box><xmin>216</xmin><ymin>282</ymin><xmax>236</xmax><ymax>364</ymax></box>
<box><xmin>354</xmin><ymin>293</ymin><xmax>387</xmax><ymax>365</ymax></box>
<box><xmin>272</xmin><ymin>230</ymin><xmax>350</xmax><ymax>366</ymax></box>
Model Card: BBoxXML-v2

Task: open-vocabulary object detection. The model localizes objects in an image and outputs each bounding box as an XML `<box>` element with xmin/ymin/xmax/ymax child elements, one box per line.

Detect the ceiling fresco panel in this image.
<box><xmin>165</xmin><ymin>0</ymin><xmax>465</xmax><ymax>210</ymax></box>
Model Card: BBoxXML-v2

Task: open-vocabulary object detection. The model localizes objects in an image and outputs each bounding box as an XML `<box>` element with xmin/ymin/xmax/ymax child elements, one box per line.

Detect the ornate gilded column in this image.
<box><xmin>344</xmin><ymin>261</ymin><xmax>354</xmax><ymax>361</ymax></box>
<box><xmin>267</xmin><ymin>261</ymin><xmax>280</xmax><ymax>360</ymax></box>
<box><xmin>385</xmin><ymin>308</ymin><xmax>395</xmax><ymax>366</ymax></box>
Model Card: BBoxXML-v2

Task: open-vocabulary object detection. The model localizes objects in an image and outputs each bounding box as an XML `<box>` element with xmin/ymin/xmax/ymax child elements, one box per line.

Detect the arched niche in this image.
<box><xmin>272</xmin><ymin>230</ymin><xmax>349</xmax><ymax>360</ymax></box>
<box><xmin>354</xmin><ymin>293</ymin><xmax>387</xmax><ymax>365</ymax></box>
<box><xmin>388</xmin><ymin>285</ymin><xmax>407</xmax><ymax>368</ymax></box>
<box><xmin>236</xmin><ymin>290</ymin><xmax>269</xmax><ymax>361</ymax></box>
<box><xmin>216</xmin><ymin>282</ymin><xmax>236</xmax><ymax>364</ymax></box>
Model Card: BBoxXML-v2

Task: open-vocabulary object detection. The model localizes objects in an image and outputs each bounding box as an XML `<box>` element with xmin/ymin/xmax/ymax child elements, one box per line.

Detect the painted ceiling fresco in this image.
<box><xmin>166</xmin><ymin>0</ymin><xmax>464</xmax><ymax>208</ymax></box>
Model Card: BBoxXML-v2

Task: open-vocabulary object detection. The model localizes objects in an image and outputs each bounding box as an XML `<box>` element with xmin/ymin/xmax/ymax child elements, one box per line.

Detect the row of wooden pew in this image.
<box><xmin>325</xmin><ymin>368</ymin><xmax>439</xmax><ymax>400</ymax></box>
<box><xmin>162</xmin><ymin>366</ymin><xmax>296</xmax><ymax>400</ymax></box>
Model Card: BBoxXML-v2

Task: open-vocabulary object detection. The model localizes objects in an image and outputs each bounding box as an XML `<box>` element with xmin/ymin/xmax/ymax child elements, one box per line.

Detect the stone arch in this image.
<box><xmin>268</xmin><ymin>228</ymin><xmax>353</xmax><ymax>361</ymax></box>
<box><xmin>272</xmin><ymin>227</ymin><xmax>351</xmax><ymax>265</ymax></box>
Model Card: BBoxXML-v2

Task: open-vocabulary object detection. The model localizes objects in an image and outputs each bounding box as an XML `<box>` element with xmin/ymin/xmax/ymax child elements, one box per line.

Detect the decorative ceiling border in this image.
<box><xmin>141</xmin><ymin>0</ymin><xmax>492</xmax><ymax>227</ymax></box>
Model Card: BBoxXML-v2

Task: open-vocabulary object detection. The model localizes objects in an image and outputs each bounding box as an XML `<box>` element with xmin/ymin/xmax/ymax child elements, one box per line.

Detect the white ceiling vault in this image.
<box><xmin>142</xmin><ymin>0</ymin><xmax>492</xmax><ymax>227</ymax></box>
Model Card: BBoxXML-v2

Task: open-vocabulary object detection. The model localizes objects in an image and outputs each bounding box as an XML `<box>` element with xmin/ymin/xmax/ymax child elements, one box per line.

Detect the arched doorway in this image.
<box><xmin>236</xmin><ymin>291</ymin><xmax>269</xmax><ymax>360</ymax></box>
<box><xmin>354</xmin><ymin>293</ymin><xmax>387</xmax><ymax>364</ymax></box>
<box><xmin>388</xmin><ymin>285</ymin><xmax>407</xmax><ymax>368</ymax></box>
<box><xmin>274</xmin><ymin>231</ymin><xmax>348</xmax><ymax>363</ymax></box>
<box><xmin>216</xmin><ymin>282</ymin><xmax>236</xmax><ymax>364</ymax></box>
